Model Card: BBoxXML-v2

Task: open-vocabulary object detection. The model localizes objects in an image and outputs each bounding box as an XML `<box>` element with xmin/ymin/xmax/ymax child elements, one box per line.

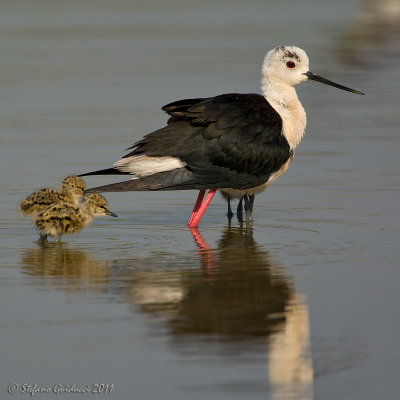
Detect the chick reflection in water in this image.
<box><xmin>21</xmin><ymin>242</ymin><xmax>109</xmax><ymax>293</ymax></box>
<box><xmin>126</xmin><ymin>226</ymin><xmax>313</xmax><ymax>398</ymax></box>
<box><xmin>34</xmin><ymin>193</ymin><xmax>117</xmax><ymax>241</ymax></box>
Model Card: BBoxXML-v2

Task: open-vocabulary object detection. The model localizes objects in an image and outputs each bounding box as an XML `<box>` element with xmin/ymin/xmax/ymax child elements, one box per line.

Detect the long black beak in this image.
<box><xmin>304</xmin><ymin>71</ymin><xmax>364</xmax><ymax>95</ymax></box>
<box><xmin>106</xmin><ymin>210</ymin><xmax>118</xmax><ymax>217</ymax></box>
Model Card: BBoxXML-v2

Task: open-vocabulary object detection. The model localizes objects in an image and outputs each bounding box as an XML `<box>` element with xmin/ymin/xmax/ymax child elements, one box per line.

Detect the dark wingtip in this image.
<box><xmin>83</xmin><ymin>179</ymin><xmax>142</xmax><ymax>194</ymax></box>
<box><xmin>78</xmin><ymin>168</ymin><xmax>129</xmax><ymax>177</ymax></box>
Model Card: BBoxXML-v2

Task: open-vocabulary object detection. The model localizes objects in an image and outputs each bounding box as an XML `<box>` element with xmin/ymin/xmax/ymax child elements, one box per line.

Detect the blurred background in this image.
<box><xmin>1</xmin><ymin>1</ymin><xmax>399</xmax><ymax>399</ymax></box>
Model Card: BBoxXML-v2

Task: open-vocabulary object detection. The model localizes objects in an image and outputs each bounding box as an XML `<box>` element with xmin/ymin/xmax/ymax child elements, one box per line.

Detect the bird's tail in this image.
<box><xmin>84</xmin><ymin>168</ymin><xmax>201</xmax><ymax>194</ymax></box>
<box><xmin>85</xmin><ymin>179</ymin><xmax>166</xmax><ymax>193</ymax></box>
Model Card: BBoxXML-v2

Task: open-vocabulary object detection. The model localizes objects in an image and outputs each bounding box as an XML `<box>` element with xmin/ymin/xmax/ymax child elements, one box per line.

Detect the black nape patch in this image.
<box><xmin>276</xmin><ymin>46</ymin><xmax>301</xmax><ymax>62</ymax></box>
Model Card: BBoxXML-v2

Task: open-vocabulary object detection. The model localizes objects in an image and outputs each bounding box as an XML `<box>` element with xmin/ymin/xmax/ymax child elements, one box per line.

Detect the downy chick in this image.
<box><xmin>34</xmin><ymin>193</ymin><xmax>117</xmax><ymax>241</ymax></box>
<box><xmin>20</xmin><ymin>175</ymin><xmax>86</xmax><ymax>216</ymax></box>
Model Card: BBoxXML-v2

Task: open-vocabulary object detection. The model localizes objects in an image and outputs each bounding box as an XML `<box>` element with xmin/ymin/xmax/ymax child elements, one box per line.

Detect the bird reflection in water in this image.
<box><xmin>20</xmin><ymin>228</ymin><xmax>314</xmax><ymax>398</ymax></box>
<box><xmin>129</xmin><ymin>226</ymin><xmax>314</xmax><ymax>399</ymax></box>
<box><xmin>21</xmin><ymin>241</ymin><xmax>109</xmax><ymax>293</ymax></box>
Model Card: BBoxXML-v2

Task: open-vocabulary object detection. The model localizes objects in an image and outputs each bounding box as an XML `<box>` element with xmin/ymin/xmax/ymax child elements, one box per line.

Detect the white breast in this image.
<box><xmin>270</xmin><ymin>98</ymin><xmax>307</xmax><ymax>150</ymax></box>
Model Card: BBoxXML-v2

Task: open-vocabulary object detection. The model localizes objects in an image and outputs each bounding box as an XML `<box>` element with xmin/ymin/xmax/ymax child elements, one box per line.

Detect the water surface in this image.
<box><xmin>1</xmin><ymin>1</ymin><xmax>399</xmax><ymax>399</ymax></box>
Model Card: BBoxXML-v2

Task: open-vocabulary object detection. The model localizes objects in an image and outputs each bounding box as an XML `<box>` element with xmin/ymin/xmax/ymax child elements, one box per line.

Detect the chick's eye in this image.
<box><xmin>286</xmin><ymin>61</ymin><xmax>296</xmax><ymax>69</ymax></box>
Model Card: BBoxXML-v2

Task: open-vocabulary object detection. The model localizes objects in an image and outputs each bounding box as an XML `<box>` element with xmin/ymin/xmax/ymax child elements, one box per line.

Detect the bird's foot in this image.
<box><xmin>237</xmin><ymin>198</ymin><xmax>243</xmax><ymax>214</ymax></box>
<box><xmin>226</xmin><ymin>198</ymin><xmax>234</xmax><ymax>218</ymax></box>
<box><xmin>245</xmin><ymin>212</ymin><xmax>254</xmax><ymax>229</ymax></box>
<box><xmin>38</xmin><ymin>233</ymin><xmax>48</xmax><ymax>242</ymax></box>
<box><xmin>236</xmin><ymin>198</ymin><xmax>244</xmax><ymax>222</ymax></box>
<box><xmin>243</xmin><ymin>195</ymin><xmax>254</xmax><ymax>226</ymax></box>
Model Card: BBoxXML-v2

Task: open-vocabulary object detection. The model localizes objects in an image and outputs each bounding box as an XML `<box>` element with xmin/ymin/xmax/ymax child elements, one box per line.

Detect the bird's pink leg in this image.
<box><xmin>188</xmin><ymin>190</ymin><xmax>206</xmax><ymax>226</ymax></box>
<box><xmin>188</xmin><ymin>189</ymin><xmax>217</xmax><ymax>228</ymax></box>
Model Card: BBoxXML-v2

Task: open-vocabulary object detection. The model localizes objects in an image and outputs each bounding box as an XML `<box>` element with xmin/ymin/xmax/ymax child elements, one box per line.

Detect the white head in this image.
<box><xmin>262</xmin><ymin>46</ymin><xmax>310</xmax><ymax>88</ymax></box>
<box><xmin>262</xmin><ymin>45</ymin><xmax>364</xmax><ymax>98</ymax></box>
<box><xmin>261</xmin><ymin>45</ymin><xmax>363</xmax><ymax>150</ymax></box>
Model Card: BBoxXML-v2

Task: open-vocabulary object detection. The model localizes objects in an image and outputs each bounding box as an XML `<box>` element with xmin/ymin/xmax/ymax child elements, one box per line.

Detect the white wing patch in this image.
<box><xmin>114</xmin><ymin>155</ymin><xmax>187</xmax><ymax>177</ymax></box>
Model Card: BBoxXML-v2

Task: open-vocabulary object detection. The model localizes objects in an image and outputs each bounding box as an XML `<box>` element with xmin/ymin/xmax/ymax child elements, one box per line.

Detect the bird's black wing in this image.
<box><xmin>84</xmin><ymin>94</ymin><xmax>292</xmax><ymax>192</ymax></box>
<box><xmin>125</xmin><ymin>93</ymin><xmax>290</xmax><ymax>188</ymax></box>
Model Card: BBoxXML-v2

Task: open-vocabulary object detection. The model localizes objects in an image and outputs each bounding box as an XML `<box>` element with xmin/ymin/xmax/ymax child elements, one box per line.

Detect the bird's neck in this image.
<box><xmin>62</xmin><ymin>191</ymin><xmax>78</xmax><ymax>201</ymax></box>
<box><xmin>262</xmin><ymin>77</ymin><xmax>307</xmax><ymax>149</ymax></box>
<box><xmin>79</xmin><ymin>204</ymin><xmax>95</xmax><ymax>226</ymax></box>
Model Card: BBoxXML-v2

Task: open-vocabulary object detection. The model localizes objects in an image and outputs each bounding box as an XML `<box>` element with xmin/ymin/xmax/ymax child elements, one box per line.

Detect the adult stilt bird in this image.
<box><xmin>80</xmin><ymin>46</ymin><xmax>364</xmax><ymax>228</ymax></box>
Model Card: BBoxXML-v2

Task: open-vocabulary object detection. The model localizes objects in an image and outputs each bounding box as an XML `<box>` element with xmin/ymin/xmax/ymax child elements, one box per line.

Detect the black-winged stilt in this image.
<box><xmin>80</xmin><ymin>46</ymin><xmax>364</xmax><ymax>228</ymax></box>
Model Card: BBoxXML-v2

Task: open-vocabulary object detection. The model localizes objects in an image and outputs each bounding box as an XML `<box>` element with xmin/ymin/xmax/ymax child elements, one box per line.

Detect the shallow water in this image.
<box><xmin>1</xmin><ymin>1</ymin><xmax>400</xmax><ymax>399</ymax></box>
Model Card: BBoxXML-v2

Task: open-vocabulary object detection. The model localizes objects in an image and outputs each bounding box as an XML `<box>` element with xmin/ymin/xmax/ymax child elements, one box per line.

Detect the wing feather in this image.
<box><xmin>124</xmin><ymin>94</ymin><xmax>290</xmax><ymax>180</ymax></box>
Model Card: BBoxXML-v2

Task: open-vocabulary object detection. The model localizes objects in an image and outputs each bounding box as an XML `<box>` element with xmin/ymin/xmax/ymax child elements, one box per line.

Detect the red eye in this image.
<box><xmin>286</xmin><ymin>61</ymin><xmax>296</xmax><ymax>69</ymax></box>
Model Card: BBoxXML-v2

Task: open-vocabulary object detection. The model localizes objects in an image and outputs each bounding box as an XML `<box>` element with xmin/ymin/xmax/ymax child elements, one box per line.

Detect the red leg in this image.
<box><xmin>188</xmin><ymin>190</ymin><xmax>206</xmax><ymax>226</ymax></box>
<box><xmin>188</xmin><ymin>189</ymin><xmax>217</xmax><ymax>228</ymax></box>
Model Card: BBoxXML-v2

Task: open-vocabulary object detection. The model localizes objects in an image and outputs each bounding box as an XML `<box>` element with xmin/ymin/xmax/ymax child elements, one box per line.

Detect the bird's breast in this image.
<box><xmin>279</xmin><ymin>102</ymin><xmax>307</xmax><ymax>150</ymax></box>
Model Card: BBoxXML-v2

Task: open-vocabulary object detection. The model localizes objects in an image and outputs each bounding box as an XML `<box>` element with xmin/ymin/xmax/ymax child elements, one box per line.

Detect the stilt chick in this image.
<box><xmin>34</xmin><ymin>193</ymin><xmax>117</xmax><ymax>241</ymax></box>
<box><xmin>20</xmin><ymin>175</ymin><xmax>86</xmax><ymax>216</ymax></box>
